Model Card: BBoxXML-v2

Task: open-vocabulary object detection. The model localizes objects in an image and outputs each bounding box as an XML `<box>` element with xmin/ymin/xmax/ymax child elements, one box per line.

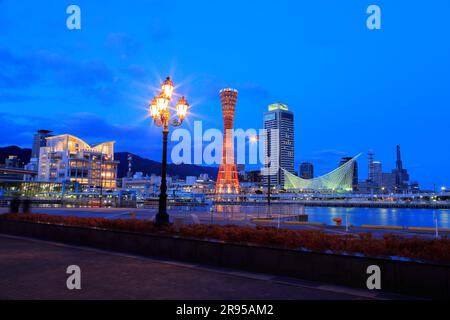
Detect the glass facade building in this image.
<box><xmin>263</xmin><ymin>103</ymin><xmax>295</xmax><ymax>189</ymax></box>
<box><xmin>38</xmin><ymin>134</ymin><xmax>118</xmax><ymax>190</ymax></box>
<box><xmin>0</xmin><ymin>180</ymin><xmax>78</xmax><ymax>197</ymax></box>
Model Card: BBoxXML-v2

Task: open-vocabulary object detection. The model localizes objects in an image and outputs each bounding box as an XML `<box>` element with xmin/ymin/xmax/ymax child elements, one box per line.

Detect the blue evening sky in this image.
<box><xmin>0</xmin><ymin>0</ymin><xmax>449</xmax><ymax>189</ymax></box>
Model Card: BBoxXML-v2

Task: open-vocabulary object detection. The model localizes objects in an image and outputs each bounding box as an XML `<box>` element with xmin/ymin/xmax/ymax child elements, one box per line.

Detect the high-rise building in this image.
<box><xmin>339</xmin><ymin>156</ymin><xmax>358</xmax><ymax>191</ymax></box>
<box><xmin>368</xmin><ymin>150</ymin><xmax>375</xmax><ymax>181</ymax></box>
<box><xmin>393</xmin><ymin>145</ymin><xmax>409</xmax><ymax>191</ymax></box>
<box><xmin>215</xmin><ymin>88</ymin><xmax>240</xmax><ymax>194</ymax></box>
<box><xmin>372</xmin><ymin>161</ymin><xmax>382</xmax><ymax>186</ymax></box>
<box><xmin>32</xmin><ymin>130</ymin><xmax>52</xmax><ymax>159</ymax></box>
<box><xmin>38</xmin><ymin>134</ymin><xmax>119</xmax><ymax>190</ymax></box>
<box><xmin>127</xmin><ymin>154</ymin><xmax>133</xmax><ymax>178</ymax></box>
<box><xmin>367</xmin><ymin>150</ymin><xmax>383</xmax><ymax>189</ymax></box>
<box><xmin>299</xmin><ymin>162</ymin><xmax>314</xmax><ymax>179</ymax></box>
<box><xmin>263</xmin><ymin>103</ymin><xmax>294</xmax><ymax>188</ymax></box>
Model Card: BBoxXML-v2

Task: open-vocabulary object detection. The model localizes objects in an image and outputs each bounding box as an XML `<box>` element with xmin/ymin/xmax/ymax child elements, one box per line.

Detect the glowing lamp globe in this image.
<box><xmin>156</xmin><ymin>94</ymin><xmax>169</xmax><ymax>112</ymax></box>
<box><xmin>161</xmin><ymin>76</ymin><xmax>174</xmax><ymax>99</ymax></box>
<box><xmin>150</xmin><ymin>98</ymin><xmax>159</xmax><ymax>119</ymax></box>
<box><xmin>176</xmin><ymin>96</ymin><xmax>189</xmax><ymax>120</ymax></box>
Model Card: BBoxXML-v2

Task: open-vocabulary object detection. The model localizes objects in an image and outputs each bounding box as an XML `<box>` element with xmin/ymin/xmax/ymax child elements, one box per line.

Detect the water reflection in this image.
<box><xmin>161</xmin><ymin>204</ymin><xmax>450</xmax><ymax>228</ymax></box>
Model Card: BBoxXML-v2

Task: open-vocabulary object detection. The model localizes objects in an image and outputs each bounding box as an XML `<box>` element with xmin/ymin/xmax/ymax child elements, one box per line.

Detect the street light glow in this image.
<box><xmin>161</xmin><ymin>76</ymin><xmax>174</xmax><ymax>99</ymax></box>
<box><xmin>176</xmin><ymin>96</ymin><xmax>189</xmax><ymax>120</ymax></box>
<box><xmin>156</xmin><ymin>94</ymin><xmax>169</xmax><ymax>112</ymax></box>
<box><xmin>148</xmin><ymin>76</ymin><xmax>189</xmax><ymax>226</ymax></box>
<box><xmin>150</xmin><ymin>98</ymin><xmax>159</xmax><ymax>119</ymax></box>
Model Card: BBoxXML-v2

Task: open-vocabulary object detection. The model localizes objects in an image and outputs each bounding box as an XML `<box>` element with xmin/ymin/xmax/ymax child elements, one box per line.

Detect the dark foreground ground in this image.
<box><xmin>0</xmin><ymin>234</ymin><xmax>411</xmax><ymax>300</ymax></box>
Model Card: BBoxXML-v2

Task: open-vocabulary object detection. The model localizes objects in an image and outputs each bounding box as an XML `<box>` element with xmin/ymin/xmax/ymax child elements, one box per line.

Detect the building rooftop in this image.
<box><xmin>268</xmin><ymin>103</ymin><xmax>289</xmax><ymax>111</ymax></box>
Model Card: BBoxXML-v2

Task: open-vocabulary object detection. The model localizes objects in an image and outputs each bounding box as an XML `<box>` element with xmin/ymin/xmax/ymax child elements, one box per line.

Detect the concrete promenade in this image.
<box><xmin>0</xmin><ymin>234</ymin><xmax>410</xmax><ymax>300</ymax></box>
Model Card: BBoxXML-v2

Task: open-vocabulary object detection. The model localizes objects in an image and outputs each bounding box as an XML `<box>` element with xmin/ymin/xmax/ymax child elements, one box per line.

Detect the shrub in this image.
<box><xmin>1</xmin><ymin>213</ymin><xmax>449</xmax><ymax>263</ymax></box>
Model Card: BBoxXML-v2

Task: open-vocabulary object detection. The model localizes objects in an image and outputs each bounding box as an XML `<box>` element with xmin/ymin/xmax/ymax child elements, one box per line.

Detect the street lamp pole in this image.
<box><xmin>267</xmin><ymin>129</ymin><xmax>271</xmax><ymax>206</ymax></box>
<box><xmin>149</xmin><ymin>77</ymin><xmax>189</xmax><ymax>226</ymax></box>
<box><xmin>158</xmin><ymin>126</ymin><xmax>169</xmax><ymax>223</ymax></box>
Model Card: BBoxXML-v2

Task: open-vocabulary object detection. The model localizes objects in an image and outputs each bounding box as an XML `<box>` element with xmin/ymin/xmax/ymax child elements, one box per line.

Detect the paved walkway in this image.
<box><xmin>0</xmin><ymin>234</ymin><xmax>402</xmax><ymax>300</ymax></box>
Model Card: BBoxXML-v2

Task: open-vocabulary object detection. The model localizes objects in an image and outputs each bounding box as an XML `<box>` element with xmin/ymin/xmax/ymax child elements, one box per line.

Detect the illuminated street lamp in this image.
<box><xmin>149</xmin><ymin>76</ymin><xmax>189</xmax><ymax>225</ymax></box>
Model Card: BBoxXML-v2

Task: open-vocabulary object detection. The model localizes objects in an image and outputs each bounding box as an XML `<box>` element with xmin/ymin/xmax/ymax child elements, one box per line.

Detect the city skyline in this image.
<box><xmin>1</xmin><ymin>1</ymin><xmax>449</xmax><ymax>189</ymax></box>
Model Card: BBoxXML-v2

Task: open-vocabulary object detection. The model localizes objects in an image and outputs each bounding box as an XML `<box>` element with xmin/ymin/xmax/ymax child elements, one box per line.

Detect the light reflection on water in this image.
<box><xmin>170</xmin><ymin>204</ymin><xmax>450</xmax><ymax>228</ymax></box>
<box><xmin>302</xmin><ymin>206</ymin><xmax>450</xmax><ymax>228</ymax></box>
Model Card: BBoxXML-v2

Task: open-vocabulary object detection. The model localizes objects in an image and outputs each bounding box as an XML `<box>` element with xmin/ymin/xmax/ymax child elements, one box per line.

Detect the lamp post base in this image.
<box><xmin>154</xmin><ymin>212</ymin><xmax>170</xmax><ymax>226</ymax></box>
<box><xmin>155</xmin><ymin>185</ymin><xmax>169</xmax><ymax>226</ymax></box>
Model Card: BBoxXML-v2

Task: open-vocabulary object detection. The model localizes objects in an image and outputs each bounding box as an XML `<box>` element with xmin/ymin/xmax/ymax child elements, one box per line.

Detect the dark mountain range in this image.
<box><xmin>0</xmin><ymin>146</ymin><xmax>31</xmax><ymax>166</ymax></box>
<box><xmin>0</xmin><ymin>146</ymin><xmax>218</xmax><ymax>179</ymax></box>
<box><xmin>115</xmin><ymin>152</ymin><xmax>218</xmax><ymax>179</ymax></box>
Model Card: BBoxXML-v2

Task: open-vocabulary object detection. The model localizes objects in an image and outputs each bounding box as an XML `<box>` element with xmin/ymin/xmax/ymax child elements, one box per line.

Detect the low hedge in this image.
<box><xmin>1</xmin><ymin>213</ymin><xmax>450</xmax><ymax>264</ymax></box>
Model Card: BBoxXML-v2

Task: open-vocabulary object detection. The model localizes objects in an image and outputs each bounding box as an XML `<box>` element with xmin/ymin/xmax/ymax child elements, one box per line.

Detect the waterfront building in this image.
<box><xmin>263</xmin><ymin>103</ymin><xmax>295</xmax><ymax>189</ymax></box>
<box><xmin>299</xmin><ymin>162</ymin><xmax>314</xmax><ymax>179</ymax></box>
<box><xmin>21</xmin><ymin>130</ymin><xmax>53</xmax><ymax>181</ymax></box>
<box><xmin>186</xmin><ymin>176</ymin><xmax>197</xmax><ymax>186</ymax></box>
<box><xmin>215</xmin><ymin>88</ymin><xmax>240</xmax><ymax>194</ymax></box>
<box><xmin>191</xmin><ymin>178</ymin><xmax>216</xmax><ymax>195</ymax></box>
<box><xmin>122</xmin><ymin>173</ymin><xmax>157</xmax><ymax>198</ymax></box>
<box><xmin>362</xmin><ymin>150</ymin><xmax>384</xmax><ymax>193</ymax></box>
<box><xmin>24</xmin><ymin>158</ymin><xmax>39</xmax><ymax>180</ymax></box>
<box><xmin>381</xmin><ymin>172</ymin><xmax>397</xmax><ymax>192</ymax></box>
<box><xmin>374</xmin><ymin>145</ymin><xmax>411</xmax><ymax>194</ymax></box>
<box><xmin>339</xmin><ymin>157</ymin><xmax>358</xmax><ymax>191</ymax></box>
<box><xmin>0</xmin><ymin>180</ymin><xmax>79</xmax><ymax>198</ymax></box>
<box><xmin>31</xmin><ymin>130</ymin><xmax>52</xmax><ymax>159</ymax></box>
<box><xmin>393</xmin><ymin>145</ymin><xmax>410</xmax><ymax>191</ymax></box>
<box><xmin>5</xmin><ymin>155</ymin><xmax>21</xmax><ymax>168</ymax></box>
<box><xmin>372</xmin><ymin>161</ymin><xmax>383</xmax><ymax>186</ymax></box>
<box><xmin>0</xmin><ymin>156</ymin><xmax>24</xmax><ymax>180</ymax></box>
<box><xmin>38</xmin><ymin>134</ymin><xmax>119</xmax><ymax>190</ymax></box>
<box><xmin>247</xmin><ymin>170</ymin><xmax>262</xmax><ymax>183</ymax></box>
<box><xmin>198</xmin><ymin>173</ymin><xmax>210</xmax><ymax>181</ymax></box>
<box><xmin>359</xmin><ymin>159</ymin><xmax>383</xmax><ymax>194</ymax></box>
<box><xmin>122</xmin><ymin>172</ymin><xmax>189</xmax><ymax>199</ymax></box>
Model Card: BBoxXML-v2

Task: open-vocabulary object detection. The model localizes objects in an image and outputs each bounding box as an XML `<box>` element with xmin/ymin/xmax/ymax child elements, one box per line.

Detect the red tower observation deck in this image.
<box><xmin>215</xmin><ymin>88</ymin><xmax>240</xmax><ymax>194</ymax></box>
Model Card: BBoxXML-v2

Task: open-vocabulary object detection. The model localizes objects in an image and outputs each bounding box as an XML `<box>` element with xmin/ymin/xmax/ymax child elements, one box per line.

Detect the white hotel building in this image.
<box><xmin>38</xmin><ymin>134</ymin><xmax>119</xmax><ymax>190</ymax></box>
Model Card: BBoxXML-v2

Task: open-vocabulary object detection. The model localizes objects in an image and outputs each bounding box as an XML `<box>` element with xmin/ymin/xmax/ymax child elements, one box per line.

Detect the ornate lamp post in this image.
<box><xmin>149</xmin><ymin>76</ymin><xmax>189</xmax><ymax>225</ymax></box>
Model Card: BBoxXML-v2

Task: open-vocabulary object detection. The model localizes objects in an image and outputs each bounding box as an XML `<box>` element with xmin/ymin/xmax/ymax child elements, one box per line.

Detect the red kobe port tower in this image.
<box><xmin>215</xmin><ymin>88</ymin><xmax>240</xmax><ymax>194</ymax></box>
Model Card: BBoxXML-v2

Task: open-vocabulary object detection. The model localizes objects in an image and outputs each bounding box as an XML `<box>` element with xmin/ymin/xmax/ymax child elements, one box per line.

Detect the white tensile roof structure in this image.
<box><xmin>283</xmin><ymin>154</ymin><xmax>361</xmax><ymax>193</ymax></box>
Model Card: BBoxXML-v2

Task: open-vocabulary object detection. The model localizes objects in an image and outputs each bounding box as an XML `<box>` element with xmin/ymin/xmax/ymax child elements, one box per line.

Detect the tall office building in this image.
<box><xmin>38</xmin><ymin>134</ymin><xmax>119</xmax><ymax>190</ymax></box>
<box><xmin>32</xmin><ymin>130</ymin><xmax>52</xmax><ymax>159</ymax></box>
<box><xmin>263</xmin><ymin>103</ymin><xmax>294</xmax><ymax>189</ymax></box>
<box><xmin>299</xmin><ymin>162</ymin><xmax>314</xmax><ymax>179</ymax></box>
<box><xmin>368</xmin><ymin>150</ymin><xmax>375</xmax><ymax>181</ymax></box>
<box><xmin>339</xmin><ymin>156</ymin><xmax>358</xmax><ymax>191</ymax></box>
<box><xmin>215</xmin><ymin>88</ymin><xmax>240</xmax><ymax>194</ymax></box>
<box><xmin>372</xmin><ymin>161</ymin><xmax>382</xmax><ymax>186</ymax></box>
<box><xmin>393</xmin><ymin>145</ymin><xmax>410</xmax><ymax>191</ymax></box>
